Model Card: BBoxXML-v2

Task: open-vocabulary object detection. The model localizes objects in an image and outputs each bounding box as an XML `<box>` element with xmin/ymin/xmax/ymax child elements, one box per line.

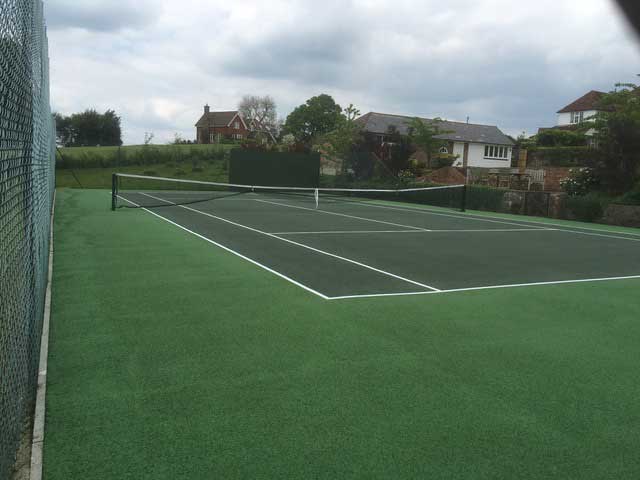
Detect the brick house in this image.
<box><xmin>195</xmin><ymin>105</ymin><xmax>249</xmax><ymax>144</ymax></box>
<box><xmin>195</xmin><ymin>105</ymin><xmax>276</xmax><ymax>144</ymax></box>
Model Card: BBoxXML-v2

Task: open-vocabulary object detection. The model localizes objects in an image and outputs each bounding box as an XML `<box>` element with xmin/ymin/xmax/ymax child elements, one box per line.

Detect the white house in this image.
<box><xmin>356</xmin><ymin>112</ymin><xmax>514</xmax><ymax>168</ymax></box>
<box><xmin>537</xmin><ymin>90</ymin><xmax>610</xmax><ymax>146</ymax></box>
<box><xmin>556</xmin><ymin>90</ymin><xmax>606</xmax><ymax>128</ymax></box>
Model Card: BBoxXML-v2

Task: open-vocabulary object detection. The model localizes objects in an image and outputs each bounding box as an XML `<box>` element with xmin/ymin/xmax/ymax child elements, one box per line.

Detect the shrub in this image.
<box><xmin>397</xmin><ymin>169</ymin><xmax>416</xmax><ymax>186</ymax></box>
<box><xmin>174</xmin><ymin>169</ymin><xmax>186</xmax><ymax>176</ymax></box>
<box><xmin>536</xmin><ymin>129</ymin><xmax>587</xmax><ymax>147</ymax></box>
<box><xmin>565</xmin><ymin>193</ymin><xmax>607</xmax><ymax>222</ymax></box>
<box><xmin>560</xmin><ymin>167</ymin><xmax>599</xmax><ymax>196</ymax></box>
<box><xmin>431</xmin><ymin>154</ymin><xmax>456</xmax><ymax>169</ymax></box>
<box><xmin>143</xmin><ymin>170</ymin><xmax>156</xmax><ymax>176</ymax></box>
<box><xmin>615</xmin><ymin>185</ymin><xmax>640</xmax><ymax>205</ymax></box>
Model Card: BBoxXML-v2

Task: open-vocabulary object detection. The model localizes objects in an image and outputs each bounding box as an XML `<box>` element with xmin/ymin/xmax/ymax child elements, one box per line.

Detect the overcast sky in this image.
<box><xmin>46</xmin><ymin>0</ymin><xmax>640</xmax><ymax>145</ymax></box>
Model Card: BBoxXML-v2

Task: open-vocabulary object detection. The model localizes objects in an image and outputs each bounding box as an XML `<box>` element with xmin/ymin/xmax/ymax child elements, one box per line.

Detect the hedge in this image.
<box><xmin>526</xmin><ymin>146</ymin><xmax>600</xmax><ymax>168</ymax></box>
<box><xmin>56</xmin><ymin>144</ymin><xmax>233</xmax><ymax>169</ymax></box>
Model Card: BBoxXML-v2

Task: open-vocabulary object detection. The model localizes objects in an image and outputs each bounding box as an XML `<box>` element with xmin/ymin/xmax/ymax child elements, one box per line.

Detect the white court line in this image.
<box><xmin>327</xmin><ymin>274</ymin><xmax>640</xmax><ymax>300</ymax></box>
<box><xmin>253</xmin><ymin>198</ymin><xmax>432</xmax><ymax>232</ymax></box>
<box><xmin>273</xmin><ymin>228</ymin><xmax>555</xmax><ymax>235</ymax></box>
<box><xmin>116</xmin><ymin>195</ymin><xmax>330</xmax><ymax>300</ymax></box>
<box><xmin>140</xmin><ymin>193</ymin><xmax>440</xmax><ymax>292</ymax></box>
<box><xmin>345</xmin><ymin>199</ymin><xmax>640</xmax><ymax>241</ymax></box>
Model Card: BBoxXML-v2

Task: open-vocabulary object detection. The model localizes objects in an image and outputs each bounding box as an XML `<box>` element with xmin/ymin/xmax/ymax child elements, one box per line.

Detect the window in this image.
<box><xmin>571</xmin><ymin>111</ymin><xmax>584</xmax><ymax>124</ymax></box>
<box><xmin>209</xmin><ymin>132</ymin><xmax>215</xmax><ymax>143</ymax></box>
<box><xmin>484</xmin><ymin>145</ymin><xmax>510</xmax><ymax>159</ymax></box>
<box><xmin>439</xmin><ymin>146</ymin><xmax>448</xmax><ymax>154</ymax></box>
<box><xmin>234</xmin><ymin>121</ymin><xmax>240</xmax><ymax>130</ymax></box>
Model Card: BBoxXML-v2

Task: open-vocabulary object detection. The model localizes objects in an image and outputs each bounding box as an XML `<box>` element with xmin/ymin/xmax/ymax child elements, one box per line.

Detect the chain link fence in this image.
<box><xmin>1</xmin><ymin>0</ymin><xmax>55</xmax><ymax>477</ymax></box>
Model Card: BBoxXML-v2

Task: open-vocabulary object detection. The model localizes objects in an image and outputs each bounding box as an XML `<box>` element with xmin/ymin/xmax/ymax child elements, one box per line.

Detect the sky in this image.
<box><xmin>46</xmin><ymin>0</ymin><xmax>640</xmax><ymax>145</ymax></box>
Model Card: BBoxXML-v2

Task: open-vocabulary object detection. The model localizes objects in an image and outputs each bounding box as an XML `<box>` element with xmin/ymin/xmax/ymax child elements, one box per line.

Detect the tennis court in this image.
<box><xmin>43</xmin><ymin>187</ymin><xmax>640</xmax><ymax>480</ymax></box>
<box><xmin>114</xmin><ymin>174</ymin><xmax>640</xmax><ymax>300</ymax></box>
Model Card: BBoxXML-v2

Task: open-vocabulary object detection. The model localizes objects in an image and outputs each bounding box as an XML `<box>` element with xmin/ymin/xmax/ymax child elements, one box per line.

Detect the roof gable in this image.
<box><xmin>557</xmin><ymin>90</ymin><xmax>606</xmax><ymax>113</ymax></box>
<box><xmin>356</xmin><ymin>112</ymin><xmax>514</xmax><ymax>145</ymax></box>
<box><xmin>195</xmin><ymin>110</ymin><xmax>241</xmax><ymax>128</ymax></box>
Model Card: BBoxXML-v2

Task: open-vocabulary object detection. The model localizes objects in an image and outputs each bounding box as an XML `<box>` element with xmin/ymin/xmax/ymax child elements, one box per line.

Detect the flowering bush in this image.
<box><xmin>397</xmin><ymin>169</ymin><xmax>416</xmax><ymax>185</ymax></box>
<box><xmin>560</xmin><ymin>167</ymin><xmax>599</xmax><ymax>196</ymax></box>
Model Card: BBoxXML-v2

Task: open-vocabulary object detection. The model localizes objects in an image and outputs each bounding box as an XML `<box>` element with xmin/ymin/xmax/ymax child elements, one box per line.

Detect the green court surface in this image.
<box><xmin>45</xmin><ymin>188</ymin><xmax>640</xmax><ymax>479</ymax></box>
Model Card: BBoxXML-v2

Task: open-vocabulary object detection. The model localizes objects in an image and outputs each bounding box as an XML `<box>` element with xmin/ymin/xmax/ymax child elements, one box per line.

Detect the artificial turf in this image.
<box><xmin>44</xmin><ymin>188</ymin><xmax>640</xmax><ymax>479</ymax></box>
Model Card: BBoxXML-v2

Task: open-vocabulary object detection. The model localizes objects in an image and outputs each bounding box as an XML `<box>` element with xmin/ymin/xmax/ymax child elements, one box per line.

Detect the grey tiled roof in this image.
<box><xmin>356</xmin><ymin>112</ymin><xmax>514</xmax><ymax>146</ymax></box>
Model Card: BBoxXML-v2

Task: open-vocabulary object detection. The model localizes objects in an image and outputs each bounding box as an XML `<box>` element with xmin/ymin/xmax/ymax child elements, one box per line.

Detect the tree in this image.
<box><xmin>54</xmin><ymin>109</ymin><xmax>122</xmax><ymax>147</ymax></box>
<box><xmin>593</xmin><ymin>81</ymin><xmax>640</xmax><ymax>192</ymax></box>
<box><xmin>407</xmin><ymin>117</ymin><xmax>451</xmax><ymax>168</ymax></box>
<box><xmin>314</xmin><ymin>104</ymin><xmax>363</xmax><ymax>175</ymax></box>
<box><xmin>535</xmin><ymin>129</ymin><xmax>587</xmax><ymax>147</ymax></box>
<box><xmin>283</xmin><ymin>94</ymin><xmax>344</xmax><ymax>144</ymax></box>
<box><xmin>238</xmin><ymin>95</ymin><xmax>277</xmax><ymax>130</ymax></box>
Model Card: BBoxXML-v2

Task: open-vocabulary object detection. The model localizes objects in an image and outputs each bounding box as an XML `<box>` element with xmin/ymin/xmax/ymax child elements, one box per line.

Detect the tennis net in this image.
<box><xmin>112</xmin><ymin>173</ymin><xmax>467</xmax><ymax>212</ymax></box>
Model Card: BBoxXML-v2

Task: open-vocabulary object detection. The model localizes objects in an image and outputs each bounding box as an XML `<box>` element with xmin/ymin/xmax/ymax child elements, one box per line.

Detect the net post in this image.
<box><xmin>460</xmin><ymin>184</ymin><xmax>467</xmax><ymax>212</ymax></box>
<box><xmin>111</xmin><ymin>173</ymin><xmax>117</xmax><ymax>211</ymax></box>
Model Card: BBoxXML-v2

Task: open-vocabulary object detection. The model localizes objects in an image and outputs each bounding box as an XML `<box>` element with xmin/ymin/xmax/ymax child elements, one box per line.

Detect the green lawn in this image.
<box><xmin>44</xmin><ymin>188</ymin><xmax>640</xmax><ymax>479</ymax></box>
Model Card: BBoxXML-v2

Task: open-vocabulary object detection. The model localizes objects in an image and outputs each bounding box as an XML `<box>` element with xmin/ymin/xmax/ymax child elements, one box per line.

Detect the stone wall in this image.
<box><xmin>601</xmin><ymin>204</ymin><xmax>640</xmax><ymax>228</ymax></box>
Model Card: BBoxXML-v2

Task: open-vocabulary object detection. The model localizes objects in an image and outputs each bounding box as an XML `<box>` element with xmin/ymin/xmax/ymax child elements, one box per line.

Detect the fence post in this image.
<box><xmin>111</xmin><ymin>174</ymin><xmax>117</xmax><ymax>211</ymax></box>
<box><xmin>460</xmin><ymin>184</ymin><xmax>467</xmax><ymax>212</ymax></box>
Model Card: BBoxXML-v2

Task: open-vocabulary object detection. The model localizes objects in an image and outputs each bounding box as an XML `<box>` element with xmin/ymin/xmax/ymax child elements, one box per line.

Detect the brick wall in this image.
<box><xmin>543</xmin><ymin>167</ymin><xmax>572</xmax><ymax>192</ymax></box>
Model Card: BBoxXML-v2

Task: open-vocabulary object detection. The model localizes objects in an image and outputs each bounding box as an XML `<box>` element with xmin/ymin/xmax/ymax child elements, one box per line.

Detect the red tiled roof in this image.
<box><xmin>557</xmin><ymin>90</ymin><xmax>606</xmax><ymax>113</ymax></box>
<box><xmin>195</xmin><ymin>111</ymin><xmax>243</xmax><ymax>128</ymax></box>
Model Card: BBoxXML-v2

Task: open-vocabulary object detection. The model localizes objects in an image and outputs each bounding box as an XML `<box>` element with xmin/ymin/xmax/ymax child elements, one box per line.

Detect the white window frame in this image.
<box><xmin>234</xmin><ymin>121</ymin><xmax>240</xmax><ymax>130</ymax></box>
<box><xmin>439</xmin><ymin>146</ymin><xmax>448</xmax><ymax>154</ymax></box>
<box><xmin>209</xmin><ymin>132</ymin><xmax>215</xmax><ymax>143</ymax></box>
<box><xmin>484</xmin><ymin>144</ymin><xmax>510</xmax><ymax>160</ymax></box>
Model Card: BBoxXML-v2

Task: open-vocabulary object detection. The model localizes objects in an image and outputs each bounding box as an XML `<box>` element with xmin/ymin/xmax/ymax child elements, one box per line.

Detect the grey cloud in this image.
<box><xmin>221</xmin><ymin>28</ymin><xmax>363</xmax><ymax>86</ymax></box>
<box><xmin>46</xmin><ymin>1</ymin><xmax>159</xmax><ymax>32</ymax></box>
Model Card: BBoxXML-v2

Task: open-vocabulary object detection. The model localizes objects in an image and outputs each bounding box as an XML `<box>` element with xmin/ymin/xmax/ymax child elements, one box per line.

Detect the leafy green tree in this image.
<box><xmin>593</xmin><ymin>81</ymin><xmax>640</xmax><ymax>192</ymax></box>
<box><xmin>315</xmin><ymin>104</ymin><xmax>361</xmax><ymax>158</ymax></box>
<box><xmin>407</xmin><ymin>117</ymin><xmax>451</xmax><ymax>168</ymax></box>
<box><xmin>283</xmin><ymin>94</ymin><xmax>344</xmax><ymax>144</ymax></box>
<box><xmin>535</xmin><ymin>129</ymin><xmax>587</xmax><ymax>147</ymax></box>
<box><xmin>384</xmin><ymin>125</ymin><xmax>414</xmax><ymax>174</ymax></box>
<box><xmin>54</xmin><ymin>109</ymin><xmax>122</xmax><ymax>147</ymax></box>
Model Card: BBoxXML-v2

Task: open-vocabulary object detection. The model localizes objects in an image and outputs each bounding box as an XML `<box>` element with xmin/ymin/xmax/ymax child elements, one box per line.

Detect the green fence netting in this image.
<box><xmin>0</xmin><ymin>0</ymin><xmax>55</xmax><ymax>477</ymax></box>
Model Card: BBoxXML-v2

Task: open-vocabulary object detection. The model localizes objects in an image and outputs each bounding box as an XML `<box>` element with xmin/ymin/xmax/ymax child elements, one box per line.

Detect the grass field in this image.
<box><xmin>44</xmin><ymin>188</ymin><xmax>640</xmax><ymax>479</ymax></box>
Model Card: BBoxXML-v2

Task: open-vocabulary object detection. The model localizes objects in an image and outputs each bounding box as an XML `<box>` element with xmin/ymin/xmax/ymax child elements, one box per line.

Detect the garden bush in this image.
<box><xmin>560</xmin><ymin>167</ymin><xmax>599</xmax><ymax>196</ymax></box>
<box><xmin>565</xmin><ymin>193</ymin><xmax>608</xmax><ymax>222</ymax></box>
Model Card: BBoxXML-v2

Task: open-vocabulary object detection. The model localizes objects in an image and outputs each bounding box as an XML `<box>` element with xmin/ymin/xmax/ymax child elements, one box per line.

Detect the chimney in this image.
<box><xmin>204</xmin><ymin>104</ymin><xmax>210</xmax><ymax>114</ymax></box>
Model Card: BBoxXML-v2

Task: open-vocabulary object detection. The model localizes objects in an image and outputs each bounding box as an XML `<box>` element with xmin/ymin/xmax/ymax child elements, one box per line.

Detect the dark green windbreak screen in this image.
<box><xmin>229</xmin><ymin>150</ymin><xmax>320</xmax><ymax>187</ymax></box>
